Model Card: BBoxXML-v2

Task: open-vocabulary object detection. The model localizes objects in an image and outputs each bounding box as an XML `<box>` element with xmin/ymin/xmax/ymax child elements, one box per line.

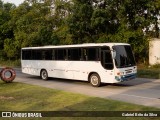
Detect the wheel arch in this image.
<box><xmin>40</xmin><ymin>68</ymin><xmax>46</xmax><ymax>75</ymax></box>
<box><xmin>88</xmin><ymin>72</ymin><xmax>100</xmax><ymax>82</ymax></box>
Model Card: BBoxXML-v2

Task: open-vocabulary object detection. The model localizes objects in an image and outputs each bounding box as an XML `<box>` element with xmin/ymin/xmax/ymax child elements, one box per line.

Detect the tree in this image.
<box><xmin>0</xmin><ymin>1</ymin><xmax>16</xmax><ymax>59</ymax></box>
<box><xmin>67</xmin><ymin>0</ymin><xmax>94</xmax><ymax>44</ymax></box>
<box><xmin>10</xmin><ymin>1</ymin><xmax>57</xmax><ymax>58</ymax></box>
<box><xmin>0</xmin><ymin>0</ymin><xmax>159</xmax><ymax>62</ymax></box>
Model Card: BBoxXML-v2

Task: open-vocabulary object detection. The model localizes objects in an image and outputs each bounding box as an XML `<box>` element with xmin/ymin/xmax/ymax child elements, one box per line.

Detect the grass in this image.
<box><xmin>0</xmin><ymin>60</ymin><xmax>21</xmax><ymax>67</ymax></box>
<box><xmin>137</xmin><ymin>64</ymin><xmax>160</xmax><ymax>79</ymax></box>
<box><xmin>137</xmin><ymin>69</ymin><xmax>160</xmax><ymax>79</ymax></box>
<box><xmin>0</xmin><ymin>81</ymin><xmax>159</xmax><ymax>120</ymax></box>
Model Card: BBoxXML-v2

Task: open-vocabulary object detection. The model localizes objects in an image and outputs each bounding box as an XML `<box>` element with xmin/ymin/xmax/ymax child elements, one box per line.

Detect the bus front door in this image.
<box><xmin>101</xmin><ymin>48</ymin><xmax>113</xmax><ymax>70</ymax></box>
<box><xmin>101</xmin><ymin>48</ymin><xmax>114</xmax><ymax>82</ymax></box>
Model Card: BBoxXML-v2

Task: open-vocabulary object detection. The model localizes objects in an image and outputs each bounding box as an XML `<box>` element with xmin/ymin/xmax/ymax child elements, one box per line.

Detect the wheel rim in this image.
<box><xmin>42</xmin><ymin>71</ymin><xmax>47</xmax><ymax>79</ymax></box>
<box><xmin>91</xmin><ymin>76</ymin><xmax>99</xmax><ymax>86</ymax></box>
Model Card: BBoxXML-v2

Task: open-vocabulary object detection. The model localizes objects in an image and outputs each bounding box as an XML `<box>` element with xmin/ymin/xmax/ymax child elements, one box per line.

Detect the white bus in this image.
<box><xmin>21</xmin><ymin>43</ymin><xmax>137</xmax><ymax>87</ymax></box>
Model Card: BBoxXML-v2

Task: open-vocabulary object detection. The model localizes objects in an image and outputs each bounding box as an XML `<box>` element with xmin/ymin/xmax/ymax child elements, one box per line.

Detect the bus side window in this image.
<box><xmin>52</xmin><ymin>49</ymin><xmax>55</xmax><ymax>60</ymax></box>
<box><xmin>45</xmin><ymin>49</ymin><xmax>52</xmax><ymax>60</ymax></box>
<box><xmin>83</xmin><ymin>48</ymin><xmax>88</xmax><ymax>60</ymax></box>
<box><xmin>42</xmin><ymin>50</ymin><xmax>45</xmax><ymax>60</ymax></box>
<box><xmin>88</xmin><ymin>48</ymin><xmax>98</xmax><ymax>61</ymax></box>
<box><xmin>32</xmin><ymin>50</ymin><xmax>43</xmax><ymax>60</ymax></box>
<box><xmin>68</xmin><ymin>49</ymin><xmax>71</xmax><ymax>60</ymax></box>
<box><xmin>22</xmin><ymin>50</ymin><xmax>32</xmax><ymax>60</ymax></box>
<box><xmin>82</xmin><ymin>48</ymin><xmax>99</xmax><ymax>61</ymax></box>
<box><xmin>55</xmin><ymin>49</ymin><xmax>66</xmax><ymax>60</ymax></box>
<box><xmin>37</xmin><ymin>50</ymin><xmax>42</xmax><ymax>60</ymax></box>
<box><xmin>64</xmin><ymin>49</ymin><xmax>67</xmax><ymax>60</ymax></box>
<box><xmin>68</xmin><ymin>48</ymin><xmax>81</xmax><ymax>61</ymax></box>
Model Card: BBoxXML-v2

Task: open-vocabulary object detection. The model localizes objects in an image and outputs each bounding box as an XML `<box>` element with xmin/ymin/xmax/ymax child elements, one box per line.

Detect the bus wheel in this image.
<box><xmin>89</xmin><ymin>73</ymin><xmax>101</xmax><ymax>87</ymax></box>
<box><xmin>41</xmin><ymin>69</ymin><xmax>48</xmax><ymax>80</ymax></box>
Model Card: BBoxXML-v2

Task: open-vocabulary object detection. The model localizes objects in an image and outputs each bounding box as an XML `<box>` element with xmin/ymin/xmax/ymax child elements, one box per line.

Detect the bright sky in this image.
<box><xmin>3</xmin><ymin>0</ymin><xmax>24</xmax><ymax>6</ymax></box>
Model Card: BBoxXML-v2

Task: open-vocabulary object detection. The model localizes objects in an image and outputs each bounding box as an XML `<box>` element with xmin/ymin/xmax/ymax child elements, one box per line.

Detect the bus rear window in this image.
<box><xmin>22</xmin><ymin>50</ymin><xmax>32</xmax><ymax>60</ymax></box>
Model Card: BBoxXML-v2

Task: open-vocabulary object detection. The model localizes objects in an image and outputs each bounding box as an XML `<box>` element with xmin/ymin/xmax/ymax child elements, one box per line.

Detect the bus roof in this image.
<box><xmin>22</xmin><ymin>43</ymin><xmax>130</xmax><ymax>49</ymax></box>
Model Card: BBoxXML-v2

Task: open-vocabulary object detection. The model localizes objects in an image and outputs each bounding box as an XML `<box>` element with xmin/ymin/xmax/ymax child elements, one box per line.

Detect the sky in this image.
<box><xmin>3</xmin><ymin>0</ymin><xmax>24</xmax><ymax>6</ymax></box>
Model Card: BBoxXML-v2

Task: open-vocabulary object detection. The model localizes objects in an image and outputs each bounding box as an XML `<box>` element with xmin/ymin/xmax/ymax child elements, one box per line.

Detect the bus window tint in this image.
<box><xmin>55</xmin><ymin>49</ymin><xmax>66</xmax><ymax>60</ymax></box>
<box><xmin>83</xmin><ymin>48</ymin><xmax>98</xmax><ymax>61</ymax></box>
<box><xmin>68</xmin><ymin>48</ymin><xmax>81</xmax><ymax>60</ymax></box>
<box><xmin>88</xmin><ymin>48</ymin><xmax>98</xmax><ymax>61</ymax></box>
<box><xmin>32</xmin><ymin>50</ymin><xmax>42</xmax><ymax>60</ymax></box>
<box><xmin>42</xmin><ymin>50</ymin><xmax>52</xmax><ymax>60</ymax></box>
<box><xmin>22</xmin><ymin>50</ymin><xmax>32</xmax><ymax>60</ymax></box>
<box><xmin>52</xmin><ymin>50</ymin><xmax>55</xmax><ymax>60</ymax></box>
<box><xmin>101</xmin><ymin>47</ymin><xmax>113</xmax><ymax>70</ymax></box>
<box><xmin>44</xmin><ymin>49</ymin><xmax>52</xmax><ymax>60</ymax></box>
<box><xmin>113</xmin><ymin>45</ymin><xmax>136</xmax><ymax>68</ymax></box>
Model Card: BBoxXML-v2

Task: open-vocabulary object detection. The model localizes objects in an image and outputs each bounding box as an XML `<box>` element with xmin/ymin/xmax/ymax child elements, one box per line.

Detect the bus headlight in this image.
<box><xmin>117</xmin><ymin>72</ymin><xmax>124</xmax><ymax>76</ymax></box>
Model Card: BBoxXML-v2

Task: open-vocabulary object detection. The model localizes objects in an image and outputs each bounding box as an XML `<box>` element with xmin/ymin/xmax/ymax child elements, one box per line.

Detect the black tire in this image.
<box><xmin>89</xmin><ymin>73</ymin><xmax>101</xmax><ymax>87</ymax></box>
<box><xmin>41</xmin><ymin>69</ymin><xmax>48</xmax><ymax>80</ymax></box>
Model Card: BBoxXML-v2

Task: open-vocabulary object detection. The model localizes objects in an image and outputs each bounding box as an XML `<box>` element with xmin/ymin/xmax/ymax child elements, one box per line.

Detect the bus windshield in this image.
<box><xmin>113</xmin><ymin>45</ymin><xmax>136</xmax><ymax>68</ymax></box>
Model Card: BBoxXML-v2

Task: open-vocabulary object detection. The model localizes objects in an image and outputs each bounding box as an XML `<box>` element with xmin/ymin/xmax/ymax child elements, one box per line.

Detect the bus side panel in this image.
<box><xmin>21</xmin><ymin>60</ymin><xmax>116</xmax><ymax>83</ymax></box>
<box><xmin>69</xmin><ymin>61</ymin><xmax>115</xmax><ymax>83</ymax></box>
<box><xmin>47</xmin><ymin>61</ymin><xmax>74</xmax><ymax>79</ymax></box>
<box><xmin>21</xmin><ymin>60</ymin><xmax>41</xmax><ymax>76</ymax></box>
<box><xmin>99</xmin><ymin>70</ymin><xmax>115</xmax><ymax>83</ymax></box>
<box><xmin>70</xmin><ymin>61</ymin><xmax>101</xmax><ymax>81</ymax></box>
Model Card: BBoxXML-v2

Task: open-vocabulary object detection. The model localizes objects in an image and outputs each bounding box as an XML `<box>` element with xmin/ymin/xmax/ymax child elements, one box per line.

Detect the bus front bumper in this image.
<box><xmin>115</xmin><ymin>73</ymin><xmax>136</xmax><ymax>82</ymax></box>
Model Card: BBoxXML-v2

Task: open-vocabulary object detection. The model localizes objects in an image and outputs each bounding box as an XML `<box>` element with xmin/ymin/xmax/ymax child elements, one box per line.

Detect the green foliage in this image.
<box><xmin>0</xmin><ymin>1</ymin><xmax>15</xmax><ymax>52</ymax></box>
<box><xmin>4</xmin><ymin>38</ymin><xmax>17</xmax><ymax>59</ymax></box>
<box><xmin>0</xmin><ymin>0</ymin><xmax>159</xmax><ymax>62</ymax></box>
<box><xmin>138</xmin><ymin>64</ymin><xmax>160</xmax><ymax>79</ymax></box>
<box><xmin>67</xmin><ymin>0</ymin><xmax>94</xmax><ymax>44</ymax></box>
<box><xmin>150</xmin><ymin>64</ymin><xmax>160</xmax><ymax>69</ymax></box>
<box><xmin>0</xmin><ymin>59</ymin><xmax>21</xmax><ymax>67</ymax></box>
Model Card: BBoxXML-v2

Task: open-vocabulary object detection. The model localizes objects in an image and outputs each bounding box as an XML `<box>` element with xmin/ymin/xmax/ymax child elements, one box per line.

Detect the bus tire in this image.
<box><xmin>89</xmin><ymin>73</ymin><xmax>101</xmax><ymax>87</ymax></box>
<box><xmin>40</xmin><ymin>69</ymin><xmax>48</xmax><ymax>80</ymax></box>
<box><xmin>0</xmin><ymin>67</ymin><xmax>16</xmax><ymax>83</ymax></box>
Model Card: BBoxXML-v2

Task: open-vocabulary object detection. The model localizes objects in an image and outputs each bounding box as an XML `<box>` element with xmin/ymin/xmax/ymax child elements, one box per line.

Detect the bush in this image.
<box><xmin>0</xmin><ymin>60</ymin><xmax>21</xmax><ymax>67</ymax></box>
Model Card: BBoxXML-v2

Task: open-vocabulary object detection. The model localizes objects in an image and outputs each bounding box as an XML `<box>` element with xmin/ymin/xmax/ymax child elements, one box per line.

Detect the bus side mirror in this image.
<box><xmin>112</xmin><ymin>50</ymin><xmax>116</xmax><ymax>59</ymax></box>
